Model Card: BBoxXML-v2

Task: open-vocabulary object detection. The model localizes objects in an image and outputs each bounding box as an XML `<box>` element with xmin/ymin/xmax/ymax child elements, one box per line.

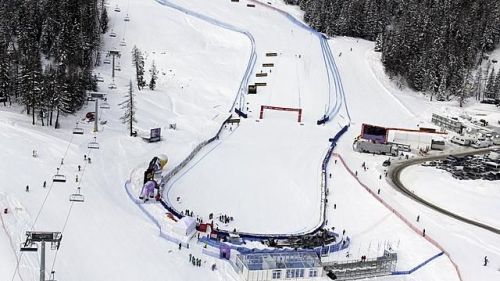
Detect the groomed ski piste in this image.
<box><xmin>1</xmin><ymin>0</ymin><xmax>499</xmax><ymax>281</ymax></box>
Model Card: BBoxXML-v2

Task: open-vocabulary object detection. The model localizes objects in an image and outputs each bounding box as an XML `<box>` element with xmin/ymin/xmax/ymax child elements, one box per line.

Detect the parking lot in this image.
<box><xmin>422</xmin><ymin>154</ymin><xmax>500</xmax><ymax>181</ymax></box>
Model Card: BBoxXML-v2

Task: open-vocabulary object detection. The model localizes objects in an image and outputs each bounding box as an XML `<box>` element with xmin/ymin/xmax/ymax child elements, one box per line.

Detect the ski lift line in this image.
<box><xmin>49</xmin><ymin>146</ymin><xmax>93</xmax><ymax>274</ymax></box>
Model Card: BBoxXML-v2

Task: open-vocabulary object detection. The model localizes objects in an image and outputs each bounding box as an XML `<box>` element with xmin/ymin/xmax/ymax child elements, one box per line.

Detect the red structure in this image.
<box><xmin>259</xmin><ymin>105</ymin><xmax>302</xmax><ymax>122</ymax></box>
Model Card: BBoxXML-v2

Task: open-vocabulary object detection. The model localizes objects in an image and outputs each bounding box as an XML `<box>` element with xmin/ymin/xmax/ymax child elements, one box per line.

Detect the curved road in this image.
<box><xmin>388</xmin><ymin>147</ymin><xmax>500</xmax><ymax>235</ymax></box>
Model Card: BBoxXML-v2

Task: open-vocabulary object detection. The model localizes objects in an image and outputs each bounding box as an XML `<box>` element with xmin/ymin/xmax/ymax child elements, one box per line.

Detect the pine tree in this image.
<box><xmin>120</xmin><ymin>80</ymin><xmax>137</xmax><ymax>136</ymax></box>
<box><xmin>100</xmin><ymin>7</ymin><xmax>109</xmax><ymax>34</ymax></box>
<box><xmin>493</xmin><ymin>70</ymin><xmax>500</xmax><ymax>99</ymax></box>
<box><xmin>484</xmin><ymin>68</ymin><xmax>496</xmax><ymax>99</ymax></box>
<box><xmin>149</xmin><ymin>61</ymin><xmax>158</xmax><ymax>90</ymax></box>
<box><xmin>131</xmin><ymin>46</ymin><xmax>146</xmax><ymax>90</ymax></box>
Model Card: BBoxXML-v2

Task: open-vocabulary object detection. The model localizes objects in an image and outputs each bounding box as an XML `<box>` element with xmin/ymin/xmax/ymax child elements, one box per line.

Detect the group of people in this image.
<box><xmin>218</xmin><ymin>214</ymin><xmax>233</xmax><ymax>224</ymax></box>
<box><xmin>189</xmin><ymin>254</ymin><xmax>202</xmax><ymax>267</ymax></box>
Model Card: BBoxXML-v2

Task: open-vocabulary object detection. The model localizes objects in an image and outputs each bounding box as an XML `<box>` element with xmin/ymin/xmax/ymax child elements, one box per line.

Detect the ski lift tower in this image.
<box><xmin>87</xmin><ymin>92</ymin><xmax>107</xmax><ymax>132</ymax></box>
<box><xmin>20</xmin><ymin>231</ymin><xmax>62</xmax><ymax>281</ymax></box>
<box><xmin>108</xmin><ymin>50</ymin><xmax>121</xmax><ymax>79</ymax></box>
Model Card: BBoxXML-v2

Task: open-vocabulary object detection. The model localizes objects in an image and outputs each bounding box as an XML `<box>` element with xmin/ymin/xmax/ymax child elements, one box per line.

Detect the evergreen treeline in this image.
<box><xmin>287</xmin><ymin>0</ymin><xmax>500</xmax><ymax>102</ymax></box>
<box><xmin>0</xmin><ymin>0</ymin><xmax>105</xmax><ymax>126</ymax></box>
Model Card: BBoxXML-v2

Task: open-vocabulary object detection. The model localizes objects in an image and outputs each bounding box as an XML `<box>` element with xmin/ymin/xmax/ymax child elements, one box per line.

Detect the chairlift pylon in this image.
<box><xmin>69</xmin><ymin>187</ymin><xmax>85</xmax><ymax>202</ymax></box>
<box><xmin>88</xmin><ymin>137</ymin><xmax>100</xmax><ymax>149</ymax></box>
<box><xmin>53</xmin><ymin>168</ymin><xmax>66</xmax><ymax>183</ymax></box>
<box><xmin>73</xmin><ymin>122</ymin><xmax>84</xmax><ymax>135</ymax></box>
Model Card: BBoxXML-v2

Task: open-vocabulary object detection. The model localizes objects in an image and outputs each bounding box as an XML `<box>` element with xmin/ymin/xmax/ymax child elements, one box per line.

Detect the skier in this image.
<box><xmin>377</xmin><ymin>189</ymin><xmax>380</xmax><ymax>195</ymax></box>
<box><xmin>178</xmin><ymin>243</ymin><xmax>182</xmax><ymax>250</ymax></box>
<box><xmin>25</xmin><ymin>185</ymin><xmax>29</xmax><ymax>192</ymax></box>
<box><xmin>334</xmin><ymin>204</ymin><xmax>336</xmax><ymax>209</ymax></box>
<box><xmin>484</xmin><ymin>256</ymin><xmax>488</xmax><ymax>266</ymax></box>
<box><xmin>422</xmin><ymin>229</ymin><xmax>426</xmax><ymax>237</ymax></box>
<box><xmin>329</xmin><ymin>173</ymin><xmax>332</xmax><ymax>178</ymax></box>
<box><xmin>43</xmin><ymin>181</ymin><xmax>46</xmax><ymax>188</ymax></box>
<box><xmin>88</xmin><ymin>157</ymin><xmax>91</xmax><ymax>164</ymax></box>
<box><xmin>335</xmin><ymin>159</ymin><xmax>337</xmax><ymax>164</ymax></box>
<box><xmin>416</xmin><ymin>215</ymin><xmax>420</xmax><ymax>222</ymax></box>
<box><xmin>84</xmin><ymin>154</ymin><xmax>87</xmax><ymax>161</ymax></box>
<box><xmin>60</xmin><ymin>158</ymin><xmax>64</xmax><ymax>165</ymax></box>
<box><xmin>75</xmin><ymin>175</ymin><xmax>79</xmax><ymax>182</ymax></box>
<box><xmin>355</xmin><ymin>171</ymin><xmax>358</xmax><ymax>176</ymax></box>
<box><xmin>78</xmin><ymin>165</ymin><xmax>81</xmax><ymax>172</ymax></box>
<box><xmin>379</xmin><ymin>175</ymin><xmax>382</xmax><ymax>180</ymax></box>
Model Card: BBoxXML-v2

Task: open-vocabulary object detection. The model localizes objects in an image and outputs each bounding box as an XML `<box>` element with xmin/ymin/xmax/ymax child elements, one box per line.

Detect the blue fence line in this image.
<box><xmin>124</xmin><ymin>180</ymin><xmax>190</xmax><ymax>247</ymax></box>
<box><xmin>154</xmin><ymin>0</ymin><xmax>256</xmax><ymax>114</ymax></box>
<box><xmin>150</xmin><ymin>0</ymin><xmax>351</xmax><ymax>241</ymax></box>
<box><xmin>391</xmin><ymin>252</ymin><xmax>444</xmax><ymax>275</ymax></box>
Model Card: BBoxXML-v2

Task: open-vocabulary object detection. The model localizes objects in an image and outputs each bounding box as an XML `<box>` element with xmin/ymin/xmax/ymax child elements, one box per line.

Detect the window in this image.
<box><xmin>297</xmin><ymin>269</ymin><xmax>304</xmax><ymax>278</ymax></box>
<box><xmin>309</xmin><ymin>269</ymin><xmax>318</xmax><ymax>277</ymax></box>
<box><xmin>272</xmin><ymin>270</ymin><xmax>282</xmax><ymax>279</ymax></box>
<box><xmin>286</xmin><ymin>269</ymin><xmax>295</xmax><ymax>278</ymax></box>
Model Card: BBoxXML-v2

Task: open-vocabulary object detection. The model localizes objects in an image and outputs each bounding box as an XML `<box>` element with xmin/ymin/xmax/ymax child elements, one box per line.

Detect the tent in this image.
<box><xmin>173</xmin><ymin>216</ymin><xmax>196</xmax><ymax>237</ymax></box>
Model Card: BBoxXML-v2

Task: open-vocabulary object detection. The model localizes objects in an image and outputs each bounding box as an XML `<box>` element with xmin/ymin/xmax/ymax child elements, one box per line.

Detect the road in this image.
<box><xmin>388</xmin><ymin>147</ymin><xmax>500</xmax><ymax>235</ymax></box>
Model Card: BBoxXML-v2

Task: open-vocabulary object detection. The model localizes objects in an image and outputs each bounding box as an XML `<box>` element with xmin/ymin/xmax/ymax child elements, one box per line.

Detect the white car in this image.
<box><xmin>471</xmin><ymin>139</ymin><xmax>492</xmax><ymax>149</ymax></box>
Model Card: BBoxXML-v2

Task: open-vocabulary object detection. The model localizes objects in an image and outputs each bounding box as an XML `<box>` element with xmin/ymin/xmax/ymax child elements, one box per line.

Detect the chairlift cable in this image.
<box><xmin>49</xmin><ymin>146</ymin><xmax>93</xmax><ymax>272</ymax></box>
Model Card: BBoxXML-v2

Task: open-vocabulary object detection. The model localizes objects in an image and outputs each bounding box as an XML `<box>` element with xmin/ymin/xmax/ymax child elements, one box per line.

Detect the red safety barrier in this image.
<box><xmin>333</xmin><ymin>153</ymin><xmax>463</xmax><ymax>281</ymax></box>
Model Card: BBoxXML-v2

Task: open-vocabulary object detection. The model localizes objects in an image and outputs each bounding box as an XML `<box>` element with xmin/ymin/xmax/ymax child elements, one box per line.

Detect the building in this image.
<box><xmin>234</xmin><ymin>251</ymin><xmax>323</xmax><ymax>281</ymax></box>
<box><xmin>431</xmin><ymin>114</ymin><xmax>463</xmax><ymax>134</ymax></box>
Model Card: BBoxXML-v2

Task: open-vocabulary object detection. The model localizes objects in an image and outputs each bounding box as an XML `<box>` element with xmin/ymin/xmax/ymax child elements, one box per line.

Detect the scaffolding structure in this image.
<box><xmin>322</xmin><ymin>250</ymin><xmax>397</xmax><ymax>280</ymax></box>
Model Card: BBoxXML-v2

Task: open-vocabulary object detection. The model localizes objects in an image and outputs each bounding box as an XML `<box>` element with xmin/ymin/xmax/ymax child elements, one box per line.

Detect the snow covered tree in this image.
<box><xmin>131</xmin><ymin>46</ymin><xmax>146</xmax><ymax>90</ymax></box>
<box><xmin>100</xmin><ymin>7</ymin><xmax>109</xmax><ymax>34</ymax></box>
<box><xmin>149</xmin><ymin>60</ymin><xmax>158</xmax><ymax>90</ymax></box>
<box><xmin>120</xmin><ymin>80</ymin><xmax>137</xmax><ymax>136</ymax></box>
<box><xmin>484</xmin><ymin>68</ymin><xmax>496</xmax><ymax>99</ymax></box>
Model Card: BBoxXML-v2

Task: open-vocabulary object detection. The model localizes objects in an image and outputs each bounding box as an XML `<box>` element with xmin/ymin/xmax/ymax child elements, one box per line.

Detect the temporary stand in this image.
<box><xmin>72</xmin><ymin>122</ymin><xmax>84</xmax><ymax>135</ymax></box>
<box><xmin>88</xmin><ymin>136</ymin><xmax>100</xmax><ymax>149</ymax></box>
<box><xmin>69</xmin><ymin>187</ymin><xmax>85</xmax><ymax>202</ymax></box>
<box><xmin>52</xmin><ymin>168</ymin><xmax>66</xmax><ymax>183</ymax></box>
<box><xmin>20</xmin><ymin>231</ymin><xmax>62</xmax><ymax>281</ymax></box>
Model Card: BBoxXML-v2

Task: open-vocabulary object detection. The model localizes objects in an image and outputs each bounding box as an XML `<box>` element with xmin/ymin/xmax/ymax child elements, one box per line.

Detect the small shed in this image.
<box><xmin>173</xmin><ymin>216</ymin><xmax>197</xmax><ymax>237</ymax></box>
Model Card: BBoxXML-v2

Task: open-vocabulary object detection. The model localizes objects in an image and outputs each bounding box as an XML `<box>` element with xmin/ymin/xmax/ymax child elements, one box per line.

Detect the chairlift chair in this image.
<box><xmin>73</xmin><ymin>122</ymin><xmax>84</xmax><ymax>135</ymax></box>
<box><xmin>103</xmin><ymin>58</ymin><xmax>111</xmax><ymax>64</ymax></box>
<box><xmin>119</xmin><ymin>39</ymin><xmax>127</xmax><ymax>47</ymax></box>
<box><xmin>124</xmin><ymin>14</ymin><xmax>130</xmax><ymax>22</ymax></box>
<box><xmin>69</xmin><ymin>187</ymin><xmax>85</xmax><ymax>202</ymax></box>
<box><xmin>100</xmin><ymin>101</ymin><xmax>110</xmax><ymax>109</ymax></box>
<box><xmin>88</xmin><ymin>137</ymin><xmax>100</xmax><ymax>149</ymax></box>
<box><xmin>114</xmin><ymin>6</ymin><xmax>121</xmax><ymax>12</ymax></box>
<box><xmin>109</xmin><ymin>31</ymin><xmax>117</xmax><ymax>38</ymax></box>
<box><xmin>96</xmin><ymin>74</ymin><xmax>104</xmax><ymax>82</ymax></box>
<box><xmin>20</xmin><ymin>242</ymin><xmax>38</xmax><ymax>252</ymax></box>
<box><xmin>53</xmin><ymin>168</ymin><xmax>67</xmax><ymax>183</ymax></box>
<box><xmin>108</xmin><ymin>83</ymin><xmax>117</xmax><ymax>89</ymax></box>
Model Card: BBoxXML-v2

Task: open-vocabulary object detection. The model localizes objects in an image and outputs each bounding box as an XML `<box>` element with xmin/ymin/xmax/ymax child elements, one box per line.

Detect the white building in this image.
<box><xmin>233</xmin><ymin>251</ymin><xmax>323</xmax><ymax>281</ymax></box>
